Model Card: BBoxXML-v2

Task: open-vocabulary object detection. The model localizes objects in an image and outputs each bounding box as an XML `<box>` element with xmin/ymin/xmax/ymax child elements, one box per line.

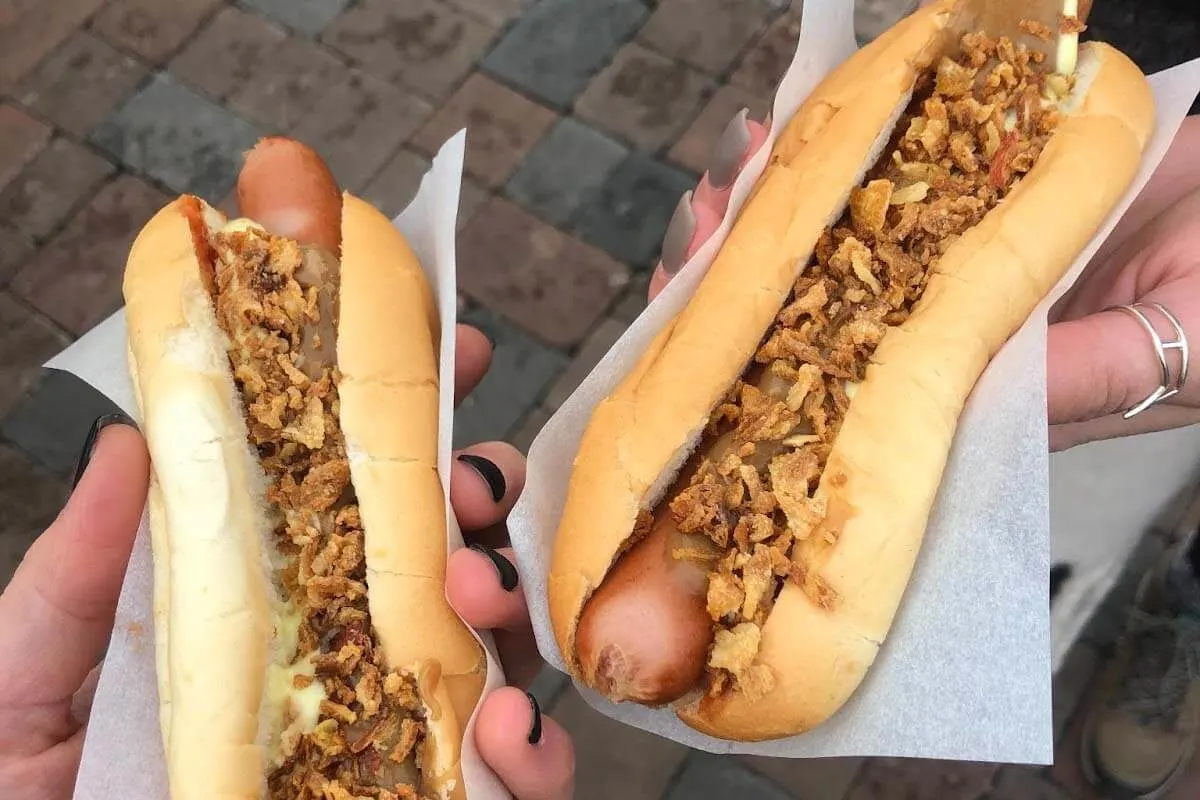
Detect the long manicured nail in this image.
<box><xmin>457</xmin><ymin>453</ymin><xmax>506</xmax><ymax>502</ymax></box>
<box><xmin>73</xmin><ymin>412</ymin><xmax>137</xmax><ymax>488</ymax></box>
<box><xmin>469</xmin><ymin>544</ymin><xmax>519</xmax><ymax>592</ymax></box>
<box><xmin>660</xmin><ymin>191</ymin><xmax>696</xmax><ymax>276</ymax></box>
<box><xmin>526</xmin><ymin>691</ymin><xmax>543</xmax><ymax>745</ymax></box>
<box><xmin>709</xmin><ymin>108</ymin><xmax>752</xmax><ymax>190</ymax></box>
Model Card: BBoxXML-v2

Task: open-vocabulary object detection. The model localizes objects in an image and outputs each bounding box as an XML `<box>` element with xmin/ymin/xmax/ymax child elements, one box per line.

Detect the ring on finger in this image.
<box><xmin>1106</xmin><ymin>302</ymin><xmax>1190</xmax><ymax>419</ymax></box>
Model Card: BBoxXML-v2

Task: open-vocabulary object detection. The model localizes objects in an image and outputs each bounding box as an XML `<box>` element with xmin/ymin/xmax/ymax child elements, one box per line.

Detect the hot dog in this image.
<box><xmin>124</xmin><ymin>137</ymin><xmax>484</xmax><ymax>798</ymax></box>
<box><xmin>549</xmin><ymin>0</ymin><xmax>1155</xmax><ymax>742</ymax></box>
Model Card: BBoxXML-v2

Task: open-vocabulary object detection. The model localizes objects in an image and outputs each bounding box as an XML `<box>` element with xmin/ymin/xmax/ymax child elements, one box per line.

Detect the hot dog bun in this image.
<box><xmin>549</xmin><ymin>0</ymin><xmax>1154</xmax><ymax>741</ymax></box>
<box><xmin>125</xmin><ymin>140</ymin><xmax>484</xmax><ymax>797</ymax></box>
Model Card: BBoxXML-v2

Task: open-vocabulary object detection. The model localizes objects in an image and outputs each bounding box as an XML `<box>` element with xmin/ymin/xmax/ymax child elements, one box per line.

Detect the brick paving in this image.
<box><xmin>1</xmin><ymin>1</ymin><xmax>1198</xmax><ymax>798</ymax></box>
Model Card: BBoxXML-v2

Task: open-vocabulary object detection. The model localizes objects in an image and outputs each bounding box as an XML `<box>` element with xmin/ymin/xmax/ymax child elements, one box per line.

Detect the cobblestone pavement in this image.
<box><xmin>2</xmin><ymin>1</ymin><xmax>1199</xmax><ymax>798</ymax></box>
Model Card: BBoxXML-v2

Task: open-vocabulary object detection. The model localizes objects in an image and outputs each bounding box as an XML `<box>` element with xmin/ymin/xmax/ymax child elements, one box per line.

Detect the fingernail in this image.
<box><xmin>525</xmin><ymin>691</ymin><xmax>543</xmax><ymax>745</ymax></box>
<box><xmin>457</xmin><ymin>453</ymin><xmax>506</xmax><ymax>502</ymax></box>
<box><xmin>709</xmin><ymin>108</ymin><xmax>752</xmax><ymax>190</ymax></box>
<box><xmin>73</xmin><ymin>412</ymin><xmax>137</xmax><ymax>489</ymax></box>
<box><xmin>660</xmin><ymin>191</ymin><xmax>696</xmax><ymax>276</ymax></box>
<box><xmin>469</xmin><ymin>544</ymin><xmax>519</xmax><ymax>592</ymax></box>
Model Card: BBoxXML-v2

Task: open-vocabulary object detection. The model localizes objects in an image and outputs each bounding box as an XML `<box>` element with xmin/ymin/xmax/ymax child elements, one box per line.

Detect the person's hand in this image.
<box><xmin>0</xmin><ymin>419</ymin><xmax>147</xmax><ymax>800</ymax></box>
<box><xmin>1046</xmin><ymin>116</ymin><xmax>1200</xmax><ymax>450</ymax></box>
<box><xmin>442</xmin><ymin>331</ymin><xmax>575</xmax><ymax>800</ymax></box>
<box><xmin>648</xmin><ymin>109</ymin><xmax>771</xmax><ymax>302</ymax></box>
<box><xmin>0</xmin><ymin>324</ymin><xmax>572</xmax><ymax>800</ymax></box>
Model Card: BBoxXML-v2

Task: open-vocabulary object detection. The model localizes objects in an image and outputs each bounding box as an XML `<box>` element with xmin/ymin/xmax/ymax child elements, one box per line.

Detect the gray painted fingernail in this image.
<box><xmin>709</xmin><ymin>108</ymin><xmax>752</xmax><ymax>190</ymax></box>
<box><xmin>660</xmin><ymin>191</ymin><xmax>696</xmax><ymax>276</ymax></box>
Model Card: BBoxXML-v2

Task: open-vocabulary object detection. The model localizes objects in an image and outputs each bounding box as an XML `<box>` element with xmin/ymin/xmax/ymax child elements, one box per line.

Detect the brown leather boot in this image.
<box><xmin>1080</xmin><ymin>548</ymin><xmax>1200</xmax><ymax>799</ymax></box>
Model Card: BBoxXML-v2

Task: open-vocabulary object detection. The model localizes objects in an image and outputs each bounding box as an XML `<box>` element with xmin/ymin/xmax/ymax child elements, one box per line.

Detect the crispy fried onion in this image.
<box><xmin>212</xmin><ymin>228</ymin><xmax>437</xmax><ymax>800</ymax></box>
<box><xmin>669</xmin><ymin>31</ymin><xmax>1065</xmax><ymax>699</ymax></box>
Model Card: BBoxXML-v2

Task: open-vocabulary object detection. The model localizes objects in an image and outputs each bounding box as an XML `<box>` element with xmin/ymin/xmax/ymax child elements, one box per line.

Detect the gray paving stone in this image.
<box><xmin>0</xmin><ymin>136</ymin><xmax>115</xmax><ymax>241</ymax></box>
<box><xmin>542</xmin><ymin>316</ymin><xmax>627</xmax><ymax>411</ymax></box>
<box><xmin>444</xmin><ymin>0</ymin><xmax>532</xmax><ymax>28</ymax></box>
<box><xmin>575</xmin><ymin>41</ymin><xmax>716</xmax><ymax>152</ymax></box>
<box><xmin>664</xmin><ymin>753</ymin><xmax>794</xmax><ymax>800</ymax></box>
<box><xmin>845</xmin><ymin>759</ymin><xmax>1001</xmax><ymax>800</ymax></box>
<box><xmin>239</xmin><ymin>0</ymin><xmax>350</xmax><ymax>37</ymax></box>
<box><xmin>14</xmin><ymin>30</ymin><xmax>149</xmax><ymax>138</ymax></box>
<box><xmin>1</xmin><ymin>368</ymin><xmax>123</xmax><ymax>478</ymax></box>
<box><xmin>458</xmin><ymin>196</ymin><xmax>629</xmax><ymax>348</ymax></box>
<box><xmin>986</xmin><ymin>767</ymin><xmax>1071</xmax><ymax>800</ymax></box>
<box><xmin>506</xmin><ymin>402</ymin><xmax>553</xmax><ymax>455</ymax></box>
<box><xmin>855</xmin><ymin>0</ymin><xmax>919</xmax><ymax>44</ymax></box>
<box><xmin>90</xmin><ymin>72</ymin><xmax>262</xmax><ymax>200</ymax></box>
<box><xmin>289</xmin><ymin>68</ymin><xmax>432</xmax><ymax>193</ymax></box>
<box><xmin>481</xmin><ymin>0</ymin><xmax>649</xmax><ymax>110</ymax></box>
<box><xmin>611</xmin><ymin>273</ymin><xmax>651</xmax><ymax>324</ymax></box>
<box><xmin>0</xmin><ymin>442</ymin><xmax>68</xmax><ymax>591</ymax></box>
<box><xmin>359</xmin><ymin>147</ymin><xmax>432</xmax><ymax>221</ymax></box>
<box><xmin>168</xmin><ymin>6</ymin><xmax>289</xmax><ymax>102</ymax></box>
<box><xmin>553</xmin><ymin>687</ymin><xmax>689</xmax><ymax>800</ymax></box>
<box><xmin>505</xmin><ymin>116</ymin><xmax>627</xmax><ymax>226</ymax></box>
<box><xmin>569</xmin><ymin>151</ymin><xmax>695</xmax><ymax>269</ymax></box>
<box><xmin>226</xmin><ymin>33</ymin><xmax>350</xmax><ymax>132</ymax></box>
<box><xmin>0</xmin><ymin>294</ymin><xmax>71</xmax><ymax>419</ymax></box>
<box><xmin>0</xmin><ymin>224</ymin><xmax>34</xmax><ymax>284</ymax></box>
<box><xmin>738</xmin><ymin>755</ymin><xmax>863</xmax><ymax>800</ymax></box>
<box><xmin>321</xmin><ymin>0</ymin><xmax>495</xmax><ymax>103</ymax></box>
<box><xmin>637</xmin><ymin>0</ymin><xmax>782</xmax><ymax>77</ymax></box>
<box><xmin>454</xmin><ymin>307</ymin><xmax>567</xmax><ymax>449</ymax></box>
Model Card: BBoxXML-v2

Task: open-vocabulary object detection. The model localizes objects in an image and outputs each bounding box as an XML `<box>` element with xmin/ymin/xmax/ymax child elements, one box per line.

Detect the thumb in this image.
<box><xmin>0</xmin><ymin>415</ymin><xmax>148</xmax><ymax>709</ymax></box>
<box><xmin>1047</xmin><ymin>308</ymin><xmax>1167</xmax><ymax>425</ymax></box>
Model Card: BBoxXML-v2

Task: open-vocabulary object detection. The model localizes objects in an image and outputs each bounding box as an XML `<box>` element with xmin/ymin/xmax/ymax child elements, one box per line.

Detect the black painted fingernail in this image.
<box><xmin>73</xmin><ymin>412</ymin><xmax>137</xmax><ymax>489</ymax></box>
<box><xmin>469</xmin><ymin>544</ymin><xmax>519</xmax><ymax>592</ymax></box>
<box><xmin>709</xmin><ymin>107</ymin><xmax>751</xmax><ymax>190</ymax></box>
<box><xmin>660</xmin><ymin>190</ymin><xmax>696</xmax><ymax>276</ymax></box>
<box><xmin>457</xmin><ymin>453</ymin><xmax>506</xmax><ymax>502</ymax></box>
<box><xmin>525</xmin><ymin>691</ymin><xmax>543</xmax><ymax>745</ymax></box>
<box><xmin>1050</xmin><ymin>563</ymin><xmax>1072</xmax><ymax>604</ymax></box>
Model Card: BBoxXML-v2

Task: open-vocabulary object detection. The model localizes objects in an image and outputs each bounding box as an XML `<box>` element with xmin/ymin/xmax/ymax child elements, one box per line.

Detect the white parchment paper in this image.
<box><xmin>55</xmin><ymin>131</ymin><xmax>511</xmax><ymax>800</ymax></box>
<box><xmin>508</xmin><ymin>0</ymin><xmax>1200</xmax><ymax>765</ymax></box>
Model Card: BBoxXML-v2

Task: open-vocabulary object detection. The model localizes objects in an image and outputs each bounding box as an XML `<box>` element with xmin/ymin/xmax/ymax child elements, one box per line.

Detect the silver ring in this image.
<box><xmin>1107</xmin><ymin>302</ymin><xmax>1190</xmax><ymax>419</ymax></box>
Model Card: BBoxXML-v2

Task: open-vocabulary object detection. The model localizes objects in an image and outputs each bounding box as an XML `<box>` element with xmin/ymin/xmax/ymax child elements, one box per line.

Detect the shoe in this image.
<box><xmin>1080</xmin><ymin>547</ymin><xmax>1200</xmax><ymax>799</ymax></box>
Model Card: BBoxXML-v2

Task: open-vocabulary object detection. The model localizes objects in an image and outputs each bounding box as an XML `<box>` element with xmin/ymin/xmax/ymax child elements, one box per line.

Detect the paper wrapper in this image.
<box><xmin>508</xmin><ymin>0</ymin><xmax>1200</xmax><ymax>765</ymax></box>
<box><xmin>56</xmin><ymin>132</ymin><xmax>512</xmax><ymax>800</ymax></box>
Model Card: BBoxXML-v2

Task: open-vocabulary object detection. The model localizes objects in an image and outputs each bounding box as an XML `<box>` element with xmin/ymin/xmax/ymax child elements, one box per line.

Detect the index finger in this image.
<box><xmin>0</xmin><ymin>419</ymin><xmax>147</xmax><ymax>709</ymax></box>
<box><xmin>648</xmin><ymin>116</ymin><xmax>770</xmax><ymax>303</ymax></box>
